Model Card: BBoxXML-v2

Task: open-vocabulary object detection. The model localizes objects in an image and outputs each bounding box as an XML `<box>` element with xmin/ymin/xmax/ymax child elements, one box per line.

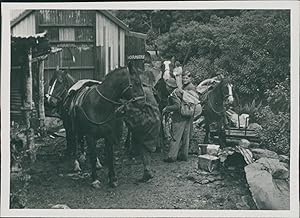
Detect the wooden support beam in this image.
<box><xmin>25</xmin><ymin>48</ymin><xmax>36</xmax><ymax>162</ymax></box>
<box><xmin>38</xmin><ymin>60</ymin><xmax>46</xmax><ymax>135</ymax></box>
<box><xmin>24</xmin><ymin>48</ymin><xmax>33</xmax><ymax>128</ymax></box>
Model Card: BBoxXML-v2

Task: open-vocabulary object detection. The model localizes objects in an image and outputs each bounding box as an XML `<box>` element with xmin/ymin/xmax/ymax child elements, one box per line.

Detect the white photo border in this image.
<box><xmin>1</xmin><ymin>1</ymin><xmax>299</xmax><ymax>217</ymax></box>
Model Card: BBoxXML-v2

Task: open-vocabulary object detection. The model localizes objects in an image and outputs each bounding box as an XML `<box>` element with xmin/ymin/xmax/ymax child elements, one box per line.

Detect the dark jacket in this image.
<box><xmin>164</xmin><ymin>83</ymin><xmax>196</xmax><ymax>122</ymax></box>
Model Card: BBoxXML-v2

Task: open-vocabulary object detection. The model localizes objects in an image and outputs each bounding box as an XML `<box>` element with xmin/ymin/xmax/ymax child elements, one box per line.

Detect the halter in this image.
<box><xmin>207</xmin><ymin>82</ymin><xmax>234</xmax><ymax>115</ymax></box>
<box><xmin>46</xmin><ymin>78</ymin><xmax>69</xmax><ymax>104</ymax></box>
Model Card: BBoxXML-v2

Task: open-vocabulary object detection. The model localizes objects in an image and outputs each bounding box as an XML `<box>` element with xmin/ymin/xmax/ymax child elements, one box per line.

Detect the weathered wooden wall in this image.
<box><xmin>11</xmin><ymin>11</ymin><xmax>36</xmax><ymax>37</ymax></box>
<box><xmin>11</xmin><ymin>11</ymin><xmax>37</xmax><ymax>121</ymax></box>
<box><xmin>95</xmin><ymin>11</ymin><xmax>126</xmax><ymax>80</ymax></box>
<box><xmin>37</xmin><ymin>10</ymin><xmax>96</xmax><ymax>91</ymax></box>
<box><xmin>10</xmin><ymin>10</ymin><xmax>146</xmax><ymax>122</ymax></box>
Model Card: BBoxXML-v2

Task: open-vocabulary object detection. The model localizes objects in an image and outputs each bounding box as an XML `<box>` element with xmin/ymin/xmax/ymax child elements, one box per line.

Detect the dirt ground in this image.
<box><xmin>14</xmin><ymin>124</ymin><xmax>256</xmax><ymax>210</ymax></box>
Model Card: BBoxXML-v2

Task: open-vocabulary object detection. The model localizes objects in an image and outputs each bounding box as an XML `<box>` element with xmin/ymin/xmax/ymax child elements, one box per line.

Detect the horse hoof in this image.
<box><xmin>91</xmin><ymin>180</ymin><xmax>101</xmax><ymax>189</ymax></box>
<box><xmin>109</xmin><ymin>181</ymin><xmax>118</xmax><ymax>188</ymax></box>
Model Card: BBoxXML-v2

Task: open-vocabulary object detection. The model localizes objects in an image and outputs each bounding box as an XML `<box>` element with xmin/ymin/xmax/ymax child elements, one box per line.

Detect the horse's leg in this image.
<box><xmin>64</xmin><ymin>127</ymin><xmax>73</xmax><ymax>157</ymax></box>
<box><xmin>217</xmin><ymin>119</ymin><xmax>226</xmax><ymax>148</ymax></box>
<box><xmin>124</xmin><ymin>128</ymin><xmax>132</xmax><ymax>154</ymax></box>
<box><xmin>73</xmin><ymin>133</ymin><xmax>82</xmax><ymax>172</ymax></box>
<box><xmin>203</xmin><ymin>119</ymin><xmax>210</xmax><ymax>144</ymax></box>
<box><xmin>86</xmin><ymin>135</ymin><xmax>101</xmax><ymax>188</ymax></box>
<box><xmin>156</xmin><ymin>119</ymin><xmax>164</xmax><ymax>153</ymax></box>
<box><xmin>63</xmin><ymin>117</ymin><xmax>74</xmax><ymax>158</ymax></box>
<box><xmin>78</xmin><ymin>135</ymin><xmax>86</xmax><ymax>163</ymax></box>
<box><xmin>104</xmin><ymin>137</ymin><xmax>118</xmax><ymax>188</ymax></box>
<box><xmin>140</xmin><ymin>146</ymin><xmax>153</xmax><ymax>182</ymax></box>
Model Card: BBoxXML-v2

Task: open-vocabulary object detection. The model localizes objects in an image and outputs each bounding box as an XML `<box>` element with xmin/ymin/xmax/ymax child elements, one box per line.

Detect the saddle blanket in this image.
<box><xmin>68</xmin><ymin>79</ymin><xmax>102</xmax><ymax>94</ymax></box>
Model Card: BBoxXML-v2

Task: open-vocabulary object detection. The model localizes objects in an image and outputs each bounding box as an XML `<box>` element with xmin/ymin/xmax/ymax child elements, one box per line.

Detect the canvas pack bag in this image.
<box><xmin>180</xmin><ymin>90</ymin><xmax>200</xmax><ymax>118</ymax></box>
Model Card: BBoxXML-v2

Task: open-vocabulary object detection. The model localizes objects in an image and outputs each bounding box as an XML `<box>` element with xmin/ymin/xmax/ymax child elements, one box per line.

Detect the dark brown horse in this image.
<box><xmin>201</xmin><ymin>78</ymin><xmax>235</xmax><ymax>147</ymax></box>
<box><xmin>46</xmin><ymin>63</ymin><xmax>159</xmax><ymax>188</ymax></box>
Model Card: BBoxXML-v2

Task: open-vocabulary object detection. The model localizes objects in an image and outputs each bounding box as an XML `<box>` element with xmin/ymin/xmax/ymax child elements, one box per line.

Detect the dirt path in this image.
<box><xmin>22</xmin><ymin>134</ymin><xmax>256</xmax><ymax>210</ymax></box>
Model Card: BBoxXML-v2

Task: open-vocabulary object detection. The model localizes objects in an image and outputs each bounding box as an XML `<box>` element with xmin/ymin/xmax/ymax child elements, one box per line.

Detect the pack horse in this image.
<box><xmin>46</xmin><ymin>63</ymin><xmax>160</xmax><ymax>188</ymax></box>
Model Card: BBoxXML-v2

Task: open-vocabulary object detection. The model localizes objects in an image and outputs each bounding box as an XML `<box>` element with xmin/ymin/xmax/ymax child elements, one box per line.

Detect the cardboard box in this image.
<box><xmin>198</xmin><ymin>144</ymin><xmax>220</xmax><ymax>155</ymax></box>
<box><xmin>198</xmin><ymin>154</ymin><xmax>220</xmax><ymax>172</ymax></box>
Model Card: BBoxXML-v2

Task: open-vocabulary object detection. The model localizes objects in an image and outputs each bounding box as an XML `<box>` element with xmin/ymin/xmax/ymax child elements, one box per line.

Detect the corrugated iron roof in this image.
<box><xmin>11</xmin><ymin>9</ymin><xmax>130</xmax><ymax>31</ymax></box>
<box><xmin>11</xmin><ymin>31</ymin><xmax>47</xmax><ymax>39</ymax></box>
<box><xmin>127</xmin><ymin>31</ymin><xmax>147</xmax><ymax>39</ymax></box>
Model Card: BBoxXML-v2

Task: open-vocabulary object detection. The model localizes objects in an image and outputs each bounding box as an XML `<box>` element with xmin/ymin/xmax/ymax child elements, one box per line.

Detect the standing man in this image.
<box><xmin>162</xmin><ymin>71</ymin><xmax>196</xmax><ymax>162</ymax></box>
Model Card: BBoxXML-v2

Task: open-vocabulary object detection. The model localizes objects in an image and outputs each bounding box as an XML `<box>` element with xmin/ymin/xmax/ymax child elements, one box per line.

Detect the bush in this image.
<box><xmin>255</xmin><ymin>106</ymin><xmax>290</xmax><ymax>155</ymax></box>
<box><xmin>183</xmin><ymin>57</ymin><xmax>212</xmax><ymax>85</ymax></box>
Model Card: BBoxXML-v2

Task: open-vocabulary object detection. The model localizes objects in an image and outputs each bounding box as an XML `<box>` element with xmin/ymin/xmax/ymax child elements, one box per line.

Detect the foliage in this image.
<box><xmin>239</xmin><ymin>99</ymin><xmax>262</xmax><ymax>123</ymax></box>
<box><xmin>155</xmin><ymin>10</ymin><xmax>290</xmax><ymax>101</ymax></box>
<box><xmin>116</xmin><ymin>10</ymin><xmax>241</xmax><ymax>50</ymax></box>
<box><xmin>254</xmin><ymin>106</ymin><xmax>290</xmax><ymax>155</ymax></box>
<box><xmin>265</xmin><ymin>78</ymin><xmax>290</xmax><ymax>114</ymax></box>
<box><xmin>117</xmin><ymin>10</ymin><xmax>291</xmax><ymax>154</ymax></box>
<box><xmin>183</xmin><ymin>57</ymin><xmax>212</xmax><ymax>85</ymax></box>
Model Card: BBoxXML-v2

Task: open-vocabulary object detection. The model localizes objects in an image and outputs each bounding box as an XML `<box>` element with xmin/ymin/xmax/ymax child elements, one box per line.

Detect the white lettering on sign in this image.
<box><xmin>127</xmin><ymin>55</ymin><xmax>145</xmax><ymax>60</ymax></box>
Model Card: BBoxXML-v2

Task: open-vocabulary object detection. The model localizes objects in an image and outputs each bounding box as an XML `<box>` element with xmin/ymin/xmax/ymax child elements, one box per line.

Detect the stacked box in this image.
<box><xmin>198</xmin><ymin>154</ymin><xmax>219</xmax><ymax>172</ymax></box>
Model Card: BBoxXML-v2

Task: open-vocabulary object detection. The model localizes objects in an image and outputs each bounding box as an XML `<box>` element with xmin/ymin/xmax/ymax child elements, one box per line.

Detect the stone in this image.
<box><xmin>251</xmin><ymin>148</ymin><xmax>279</xmax><ymax>160</ymax></box>
<box><xmin>245</xmin><ymin>157</ymin><xmax>289</xmax><ymax>210</ymax></box>
<box><xmin>279</xmin><ymin>155</ymin><xmax>289</xmax><ymax>164</ymax></box>
<box><xmin>51</xmin><ymin>204</ymin><xmax>70</xmax><ymax>209</ymax></box>
<box><xmin>248</xmin><ymin>123</ymin><xmax>262</xmax><ymax>130</ymax></box>
<box><xmin>238</xmin><ymin>139</ymin><xmax>250</xmax><ymax>148</ymax></box>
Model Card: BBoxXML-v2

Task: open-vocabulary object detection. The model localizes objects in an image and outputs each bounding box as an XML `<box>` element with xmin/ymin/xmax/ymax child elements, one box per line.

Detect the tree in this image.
<box><xmin>156</xmin><ymin>10</ymin><xmax>290</xmax><ymax>101</ymax></box>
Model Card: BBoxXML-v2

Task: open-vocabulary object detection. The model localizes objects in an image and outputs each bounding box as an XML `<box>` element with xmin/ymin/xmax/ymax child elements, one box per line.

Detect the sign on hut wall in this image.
<box><xmin>125</xmin><ymin>31</ymin><xmax>146</xmax><ymax>70</ymax></box>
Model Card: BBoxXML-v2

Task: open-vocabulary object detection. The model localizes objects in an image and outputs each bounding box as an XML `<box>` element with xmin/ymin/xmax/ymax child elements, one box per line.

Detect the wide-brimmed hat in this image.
<box><xmin>165</xmin><ymin>78</ymin><xmax>177</xmax><ymax>88</ymax></box>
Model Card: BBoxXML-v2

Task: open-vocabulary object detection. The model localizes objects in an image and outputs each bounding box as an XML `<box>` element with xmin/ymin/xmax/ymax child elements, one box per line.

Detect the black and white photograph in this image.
<box><xmin>1</xmin><ymin>1</ymin><xmax>299</xmax><ymax>217</ymax></box>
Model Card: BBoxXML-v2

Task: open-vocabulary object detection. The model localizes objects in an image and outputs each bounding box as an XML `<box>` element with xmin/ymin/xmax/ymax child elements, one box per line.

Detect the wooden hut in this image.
<box><xmin>11</xmin><ymin>9</ymin><xmax>147</xmax><ymax>122</ymax></box>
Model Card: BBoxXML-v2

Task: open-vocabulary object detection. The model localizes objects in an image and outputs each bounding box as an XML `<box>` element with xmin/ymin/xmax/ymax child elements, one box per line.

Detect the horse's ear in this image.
<box><xmin>128</xmin><ymin>61</ymin><xmax>137</xmax><ymax>75</ymax></box>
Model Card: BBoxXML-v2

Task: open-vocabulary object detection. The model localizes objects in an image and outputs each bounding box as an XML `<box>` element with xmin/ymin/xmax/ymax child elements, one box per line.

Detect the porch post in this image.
<box><xmin>38</xmin><ymin>59</ymin><xmax>46</xmax><ymax>135</ymax></box>
<box><xmin>25</xmin><ymin>47</ymin><xmax>36</xmax><ymax>162</ymax></box>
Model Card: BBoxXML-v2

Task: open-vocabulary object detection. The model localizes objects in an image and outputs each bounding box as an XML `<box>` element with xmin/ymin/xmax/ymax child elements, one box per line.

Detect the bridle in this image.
<box><xmin>94</xmin><ymin>66</ymin><xmax>146</xmax><ymax>106</ymax></box>
<box><xmin>46</xmin><ymin>78</ymin><xmax>69</xmax><ymax>105</ymax></box>
<box><xmin>207</xmin><ymin>81</ymin><xmax>234</xmax><ymax>115</ymax></box>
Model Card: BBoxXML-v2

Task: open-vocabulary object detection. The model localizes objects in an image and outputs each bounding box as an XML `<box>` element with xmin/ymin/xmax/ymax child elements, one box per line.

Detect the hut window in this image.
<box><xmin>75</xmin><ymin>28</ymin><xmax>94</xmax><ymax>42</ymax></box>
<box><xmin>59</xmin><ymin>28</ymin><xmax>75</xmax><ymax>41</ymax></box>
<box><xmin>40</xmin><ymin>27</ymin><xmax>59</xmax><ymax>41</ymax></box>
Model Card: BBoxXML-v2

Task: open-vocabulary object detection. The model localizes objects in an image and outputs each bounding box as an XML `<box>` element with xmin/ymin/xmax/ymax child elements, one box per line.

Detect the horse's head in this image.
<box><xmin>46</xmin><ymin>70</ymin><xmax>76</xmax><ymax>107</ymax></box>
<box><xmin>108</xmin><ymin>62</ymin><xmax>144</xmax><ymax>103</ymax></box>
<box><xmin>218</xmin><ymin>78</ymin><xmax>234</xmax><ymax>105</ymax></box>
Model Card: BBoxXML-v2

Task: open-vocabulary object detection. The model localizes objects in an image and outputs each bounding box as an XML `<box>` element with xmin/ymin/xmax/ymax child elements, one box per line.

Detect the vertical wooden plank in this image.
<box><xmin>38</xmin><ymin>60</ymin><xmax>46</xmax><ymax>133</ymax></box>
<box><xmin>120</xmin><ymin>30</ymin><xmax>125</xmax><ymax>67</ymax></box>
<box><xmin>114</xmin><ymin>25</ymin><xmax>118</xmax><ymax>69</ymax></box>
<box><xmin>118</xmin><ymin>28</ymin><xmax>120</xmax><ymax>67</ymax></box>
<box><xmin>104</xmin><ymin>25</ymin><xmax>108</xmax><ymax>74</ymax></box>
<box><xmin>108</xmin><ymin>46</ymin><xmax>111</xmax><ymax>73</ymax></box>
<box><xmin>25</xmin><ymin>48</ymin><xmax>35</xmax><ymax>162</ymax></box>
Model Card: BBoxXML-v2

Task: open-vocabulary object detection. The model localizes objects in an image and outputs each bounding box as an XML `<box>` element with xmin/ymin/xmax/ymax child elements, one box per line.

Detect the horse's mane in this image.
<box><xmin>65</xmin><ymin>72</ymin><xmax>77</xmax><ymax>84</ymax></box>
<box><xmin>103</xmin><ymin>67</ymin><xmax>128</xmax><ymax>80</ymax></box>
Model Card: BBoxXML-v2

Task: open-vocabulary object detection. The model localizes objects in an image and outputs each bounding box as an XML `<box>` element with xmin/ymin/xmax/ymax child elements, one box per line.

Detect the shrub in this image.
<box><xmin>255</xmin><ymin>106</ymin><xmax>290</xmax><ymax>155</ymax></box>
<box><xmin>239</xmin><ymin>99</ymin><xmax>262</xmax><ymax>123</ymax></box>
